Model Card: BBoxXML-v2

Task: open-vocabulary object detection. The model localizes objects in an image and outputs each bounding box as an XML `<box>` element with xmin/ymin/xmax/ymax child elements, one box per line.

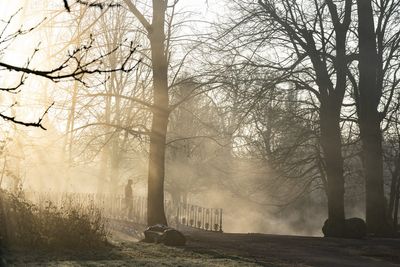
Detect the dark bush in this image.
<box><xmin>344</xmin><ymin>217</ymin><xmax>366</xmax><ymax>239</ymax></box>
<box><xmin>322</xmin><ymin>217</ymin><xmax>366</xmax><ymax>239</ymax></box>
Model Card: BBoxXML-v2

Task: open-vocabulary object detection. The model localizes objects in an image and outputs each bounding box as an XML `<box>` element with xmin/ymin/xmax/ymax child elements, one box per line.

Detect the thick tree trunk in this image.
<box><xmin>147</xmin><ymin>0</ymin><xmax>169</xmax><ymax>226</ymax></box>
<box><xmin>303</xmin><ymin>16</ymin><xmax>348</xmax><ymax>237</ymax></box>
<box><xmin>0</xmin><ymin>193</ymin><xmax>7</xmax><ymax>251</ymax></box>
<box><xmin>320</xmin><ymin>103</ymin><xmax>345</xmax><ymax>236</ymax></box>
<box><xmin>389</xmin><ymin>160</ymin><xmax>399</xmax><ymax>222</ymax></box>
<box><xmin>394</xmin><ymin>180</ymin><xmax>400</xmax><ymax>228</ymax></box>
<box><xmin>359</xmin><ymin>118</ymin><xmax>388</xmax><ymax>234</ymax></box>
<box><xmin>357</xmin><ymin>0</ymin><xmax>390</xmax><ymax>235</ymax></box>
<box><xmin>147</xmin><ymin>108</ymin><xmax>169</xmax><ymax>226</ymax></box>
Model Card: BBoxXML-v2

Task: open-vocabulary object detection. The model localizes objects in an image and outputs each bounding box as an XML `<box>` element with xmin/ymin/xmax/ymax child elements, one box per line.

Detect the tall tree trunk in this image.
<box><xmin>393</xmin><ymin>177</ymin><xmax>400</xmax><ymax>228</ymax></box>
<box><xmin>357</xmin><ymin>0</ymin><xmax>390</xmax><ymax>235</ymax></box>
<box><xmin>388</xmin><ymin>159</ymin><xmax>399</xmax><ymax>221</ymax></box>
<box><xmin>0</xmin><ymin>192</ymin><xmax>8</xmax><ymax>250</ymax></box>
<box><xmin>305</xmin><ymin>15</ymin><xmax>349</xmax><ymax>236</ymax></box>
<box><xmin>147</xmin><ymin>0</ymin><xmax>169</xmax><ymax>226</ymax></box>
<box><xmin>320</xmin><ymin>103</ymin><xmax>345</xmax><ymax>236</ymax></box>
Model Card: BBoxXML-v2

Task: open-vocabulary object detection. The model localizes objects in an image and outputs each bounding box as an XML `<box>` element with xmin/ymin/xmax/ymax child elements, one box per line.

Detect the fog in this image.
<box><xmin>0</xmin><ymin>0</ymin><xmax>397</xmax><ymax>243</ymax></box>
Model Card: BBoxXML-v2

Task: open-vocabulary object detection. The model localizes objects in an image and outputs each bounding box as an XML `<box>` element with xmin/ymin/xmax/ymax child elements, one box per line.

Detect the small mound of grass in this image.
<box><xmin>0</xmin><ymin>190</ymin><xmax>109</xmax><ymax>251</ymax></box>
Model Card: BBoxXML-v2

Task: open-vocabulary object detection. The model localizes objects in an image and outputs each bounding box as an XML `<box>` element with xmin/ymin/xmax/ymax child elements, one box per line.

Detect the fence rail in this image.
<box><xmin>176</xmin><ymin>203</ymin><xmax>223</xmax><ymax>232</ymax></box>
<box><xmin>24</xmin><ymin>192</ymin><xmax>223</xmax><ymax>232</ymax></box>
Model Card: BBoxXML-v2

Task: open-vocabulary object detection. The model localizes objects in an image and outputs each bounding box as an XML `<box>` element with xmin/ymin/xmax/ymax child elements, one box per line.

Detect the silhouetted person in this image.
<box><xmin>125</xmin><ymin>179</ymin><xmax>133</xmax><ymax>219</ymax></box>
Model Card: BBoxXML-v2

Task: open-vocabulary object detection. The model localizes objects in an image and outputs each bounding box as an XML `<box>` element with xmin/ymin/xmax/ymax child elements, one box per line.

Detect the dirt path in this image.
<box><xmin>3</xmin><ymin>230</ymin><xmax>400</xmax><ymax>266</ymax></box>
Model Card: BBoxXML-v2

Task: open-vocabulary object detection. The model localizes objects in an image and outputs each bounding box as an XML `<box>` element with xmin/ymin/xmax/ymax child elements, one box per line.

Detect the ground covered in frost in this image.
<box><xmin>3</xmin><ymin>229</ymin><xmax>400</xmax><ymax>266</ymax></box>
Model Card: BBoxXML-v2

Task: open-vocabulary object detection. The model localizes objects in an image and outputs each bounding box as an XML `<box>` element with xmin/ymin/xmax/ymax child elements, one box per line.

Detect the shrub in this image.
<box><xmin>0</xmin><ymin>190</ymin><xmax>109</xmax><ymax>251</ymax></box>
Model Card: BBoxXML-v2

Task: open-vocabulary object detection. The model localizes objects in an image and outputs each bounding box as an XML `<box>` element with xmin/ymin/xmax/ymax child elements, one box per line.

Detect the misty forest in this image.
<box><xmin>1</xmin><ymin>0</ymin><xmax>400</xmax><ymax>266</ymax></box>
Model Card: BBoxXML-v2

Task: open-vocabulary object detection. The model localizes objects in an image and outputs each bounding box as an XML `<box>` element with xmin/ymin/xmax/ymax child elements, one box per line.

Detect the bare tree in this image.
<box><xmin>120</xmin><ymin>0</ymin><xmax>204</xmax><ymax>226</ymax></box>
<box><xmin>216</xmin><ymin>0</ymin><xmax>352</xmax><ymax>236</ymax></box>
<box><xmin>0</xmin><ymin>10</ymin><xmax>137</xmax><ymax>129</ymax></box>
<box><xmin>353</xmin><ymin>0</ymin><xmax>400</xmax><ymax>235</ymax></box>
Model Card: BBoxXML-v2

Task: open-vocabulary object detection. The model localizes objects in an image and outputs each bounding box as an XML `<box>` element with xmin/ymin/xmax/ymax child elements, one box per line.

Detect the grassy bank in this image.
<box><xmin>0</xmin><ymin>190</ymin><xmax>108</xmax><ymax>251</ymax></box>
